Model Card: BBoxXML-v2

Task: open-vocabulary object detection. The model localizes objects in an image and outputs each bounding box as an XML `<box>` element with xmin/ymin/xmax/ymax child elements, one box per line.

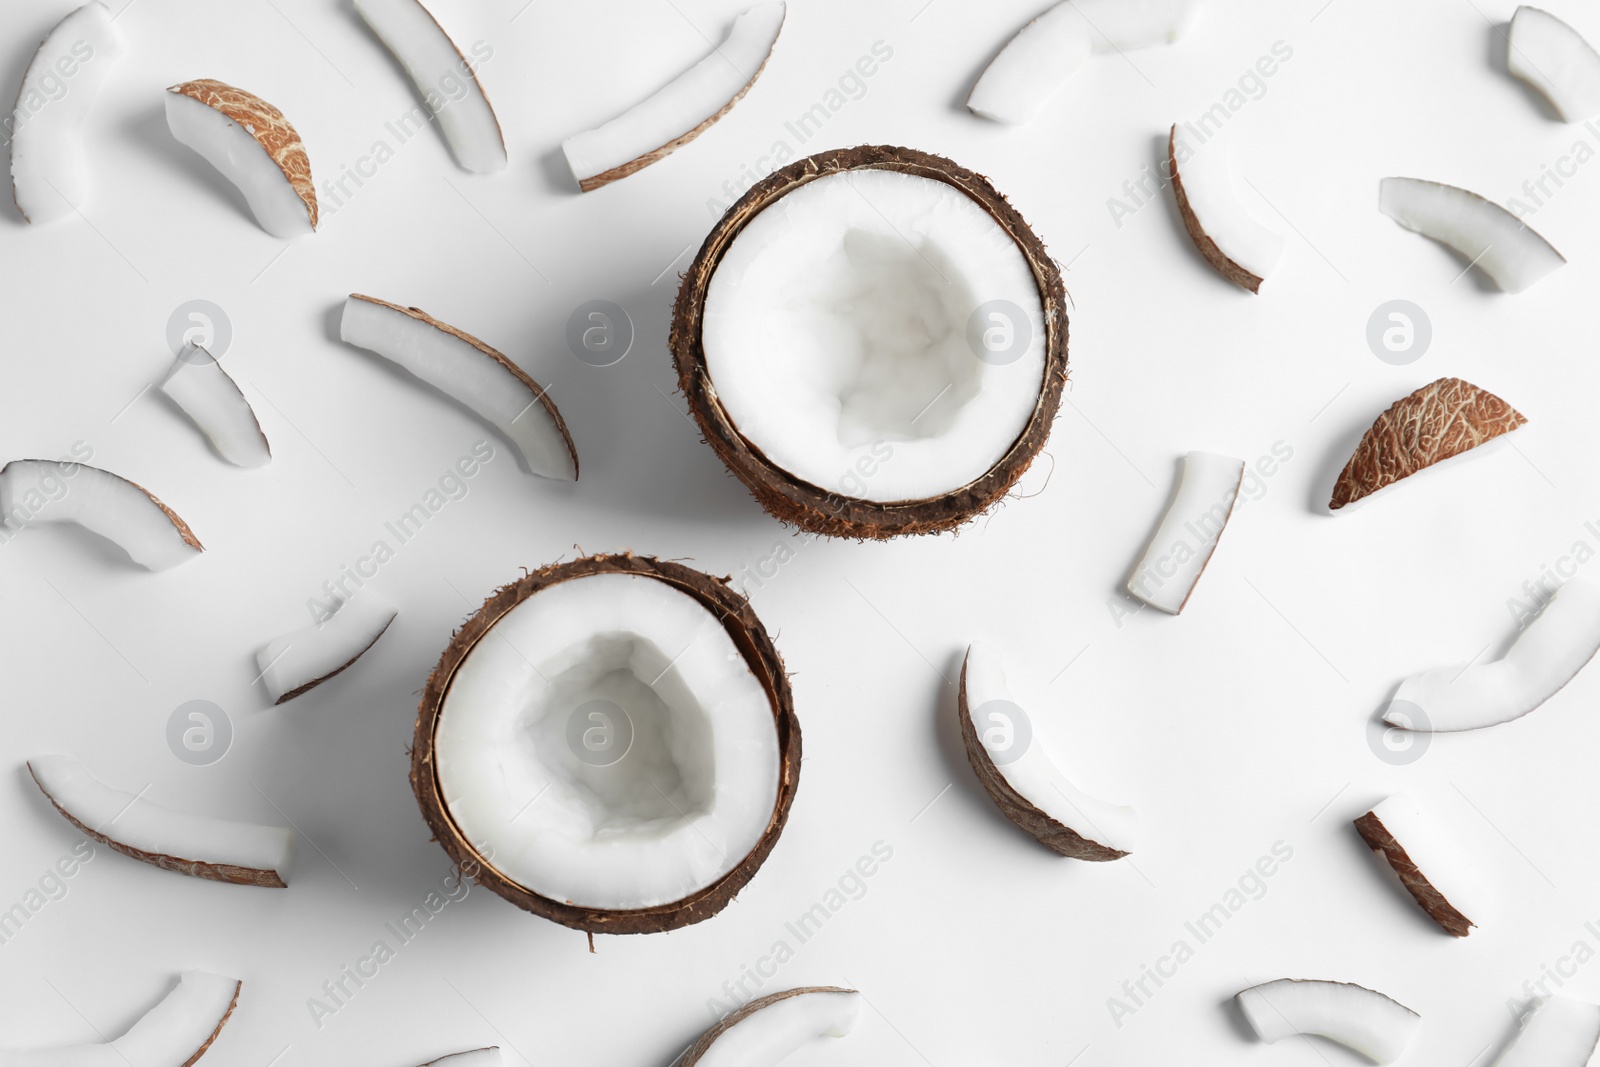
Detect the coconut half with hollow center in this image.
<box><xmin>411</xmin><ymin>554</ymin><xmax>800</xmax><ymax>935</ymax></box>
<box><xmin>672</xmin><ymin>146</ymin><xmax>1067</xmax><ymax>539</ymax></box>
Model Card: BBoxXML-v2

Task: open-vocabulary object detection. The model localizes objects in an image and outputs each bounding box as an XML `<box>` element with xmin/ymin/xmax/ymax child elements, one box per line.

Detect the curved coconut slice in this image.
<box><xmin>10</xmin><ymin>2</ymin><xmax>125</xmax><ymax>224</ymax></box>
<box><xmin>1330</xmin><ymin>378</ymin><xmax>1526</xmax><ymax>510</ymax></box>
<box><xmin>1127</xmin><ymin>451</ymin><xmax>1242</xmax><ymax>614</ymax></box>
<box><xmin>1494</xmin><ymin>995</ymin><xmax>1600</xmax><ymax>1066</ymax></box>
<box><xmin>959</xmin><ymin>642</ymin><xmax>1134</xmax><ymax>860</ymax></box>
<box><xmin>563</xmin><ymin>3</ymin><xmax>785</xmax><ymax>192</ymax></box>
<box><xmin>681</xmin><ymin>987</ymin><xmax>860</xmax><ymax>1067</ymax></box>
<box><xmin>1354</xmin><ymin>792</ymin><xmax>1480</xmax><ymax>936</ymax></box>
<box><xmin>1508</xmin><ymin>7</ymin><xmax>1600</xmax><ymax>121</ymax></box>
<box><xmin>355</xmin><ymin>0</ymin><xmax>505</xmax><ymax>174</ymax></box>
<box><xmin>0</xmin><ymin>459</ymin><xmax>202</xmax><ymax>570</ymax></box>
<box><xmin>28</xmin><ymin>754</ymin><xmax>292</xmax><ymax>888</ymax></box>
<box><xmin>340</xmin><ymin>295</ymin><xmax>577</xmax><ymax>481</ymax></box>
<box><xmin>1237</xmin><ymin>979</ymin><xmax>1420</xmax><ymax>1064</ymax></box>
<box><xmin>967</xmin><ymin>0</ymin><xmax>1199</xmax><ymax>124</ymax></box>
<box><xmin>257</xmin><ymin>597</ymin><xmax>396</xmax><ymax>705</ymax></box>
<box><xmin>412</xmin><ymin>554</ymin><xmax>800</xmax><ymax>934</ymax></box>
<box><xmin>673</xmin><ymin>145</ymin><xmax>1067</xmax><ymax>539</ymax></box>
<box><xmin>418</xmin><ymin>1050</ymin><xmax>500</xmax><ymax>1067</ymax></box>
<box><xmin>0</xmin><ymin>969</ymin><xmax>240</xmax><ymax>1066</ymax></box>
<box><xmin>1385</xmin><ymin>579</ymin><xmax>1600</xmax><ymax>733</ymax></box>
<box><xmin>159</xmin><ymin>346</ymin><xmax>270</xmax><ymax>468</ymax></box>
<box><xmin>1379</xmin><ymin>177</ymin><xmax>1564</xmax><ymax>292</ymax></box>
<box><xmin>165</xmin><ymin>79</ymin><xmax>315</xmax><ymax>238</ymax></box>
<box><xmin>1168</xmin><ymin>125</ymin><xmax>1284</xmax><ymax>293</ymax></box>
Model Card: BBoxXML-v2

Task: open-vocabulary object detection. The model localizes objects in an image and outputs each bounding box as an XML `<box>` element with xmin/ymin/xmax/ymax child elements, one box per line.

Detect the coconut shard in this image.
<box><xmin>679</xmin><ymin>987</ymin><xmax>860</xmax><ymax>1066</ymax></box>
<box><xmin>411</xmin><ymin>554</ymin><xmax>800</xmax><ymax>935</ymax></box>
<box><xmin>672</xmin><ymin>146</ymin><xmax>1068</xmax><ymax>539</ymax></box>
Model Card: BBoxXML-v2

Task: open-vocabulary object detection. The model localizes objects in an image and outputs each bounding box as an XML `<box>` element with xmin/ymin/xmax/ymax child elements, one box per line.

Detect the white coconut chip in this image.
<box><xmin>1127</xmin><ymin>451</ymin><xmax>1243</xmax><ymax>614</ymax></box>
<box><xmin>257</xmin><ymin>597</ymin><xmax>397</xmax><ymax>705</ymax></box>
<box><xmin>0</xmin><ymin>459</ymin><xmax>201</xmax><ymax>570</ymax></box>
<box><xmin>1508</xmin><ymin>6</ymin><xmax>1600</xmax><ymax>121</ymax></box>
<box><xmin>1379</xmin><ymin>177</ymin><xmax>1565</xmax><ymax>292</ymax></box>
<box><xmin>1494</xmin><ymin>995</ymin><xmax>1600</xmax><ymax>1066</ymax></box>
<box><xmin>159</xmin><ymin>347</ymin><xmax>270</xmax><ymax>468</ymax></box>
<box><xmin>1237</xmin><ymin>979</ymin><xmax>1420</xmax><ymax>1064</ymax></box>
<box><xmin>0</xmin><ymin>970</ymin><xmax>240</xmax><ymax>1067</ymax></box>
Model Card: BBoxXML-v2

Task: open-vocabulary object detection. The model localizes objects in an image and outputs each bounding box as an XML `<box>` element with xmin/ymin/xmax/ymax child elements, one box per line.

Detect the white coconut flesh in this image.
<box><xmin>962</xmin><ymin>642</ymin><xmax>1135</xmax><ymax>852</ymax></box>
<box><xmin>355</xmin><ymin>0</ymin><xmax>506</xmax><ymax>174</ymax></box>
<box><xmin>1364</xmin><ymin>792</ymin><xmax>1485</xmax><ymax>922</ymax></box>
<box><xmin>1127</xmin><ymin>451</ymin><xmax>1242</xmax><ymax>615</ymax></box>
<box><xmin>1379</xmin><ymin>177</ymin><xmax>1565</xmax><ymax>293</ymax></box>
<box><xmin>10</xmin><ymin>2</ymin><xmax>124</xmax><ymax>224</ymax></box>
<box><xmin>562</xmin><ymin>2</ymin><xmax>784</xmax><ymax>188</ymax></box>
<box><xmin>695</xmin><ymin>989</ymin><xmax>861</xmax><ymax>1067</ymax></box>
<box><xmin>257</xmin><ymin>597</ymin><xmax>397</xmax><ymax>704</ymax></box>
<box><xmin>340</xmin><ymin>296</ymin><xmax>576</xmax><ymax>481</ymax></box>
<box><xmin>29</xmin><ymin>754</ymin><xmax>293</xmax><ymax>882</ymax></box>
<box><xmin>1495</xmin><ymin>995</ymin><xmax>1600</xmax><ymax>1066</ymax></box>
<box><xmin>1171</xmin><ymin>126</ymin><xmax>1285</xmax><ymax>283</ymax></box>
<box><xmin>435</xmin><ymin>572</ymin><xmax>781</xmax><ymax>911</ymax></box>
<box><xmin>1508</xmin><ymin>6</ymin><xmax>1600</xmax><ymax>122</ymax></box>
<box><xmin>1237</xmin><ymin>980</ymin><xmax>1420</xmax><ymax>1064</ymax></box>
<box><xmin>159</xmin><ymin>348</ymin><xmax>270</xmax><ymax>468</ymax></box>
<box><xmin>1386</xmin><ymin>578</ymin><xmax>1600</xmax><ymax>732</ymax></box>
<box><xmin>0</xmin><ymin>969</ymin><xmax>239</xmax><ymax>1067</ymax></box>
<box><xmin>702</xmin><ymin>170</ymin><xmax>1047</xmax><ymax>503</ymax></box>
<box><xmin>0</xmin><ymin>459</ymin><xmax>199</xmax><ymax>570</ymax></box>
<box><xmin>419</xmin><ymin>1050</ymin><xmax>500</xmax><ymax>1067</ymax></box>
<box><xmin>163</xmin><ymin>91</ymin><xmax>312</xmax><ymax>239</ymax></box>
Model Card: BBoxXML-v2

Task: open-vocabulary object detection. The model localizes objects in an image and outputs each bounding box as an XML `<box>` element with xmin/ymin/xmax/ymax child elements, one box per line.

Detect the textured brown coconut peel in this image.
<box><xmin>680</xmin><ymin>987</ymin><xmax>854</xmax><ymax>1066</ymax></box>
<box><xmin>1354</xmin><ymin>809</ymin><xmax>1473</xmax><ymax>937</ymax></box>
<box><xmin>182</xmin><ymin>980</ymin><xmax>241</xmax><ymax>1067</ymax></box>
<box><xmin>410</xmin><ymin>553</ymin><xmax>800</xmax><ymax>934</ymax></box>
<box><xmin>1168</xmin><ymin>125</ymin><xmax>1262</xmax><ymax>294</ymax></box>
<box><xmin>273</xmin><ymin>612</ymin><xmax>396</xmax><ymax>706</ymax></box>
<box><xmin>169</xmin><ymin>79</ymin><xmax>316</xmax><ymax>229</ymax></box>
<box><xmin>1331</xmin><ymin>377</ymin><xmax>1525</xmax><ymax>510</ymax></box>
<box><xmin>671</xmin><ymin>145</ymin><xmax>1069</xmax><ymax>539</ymax></box>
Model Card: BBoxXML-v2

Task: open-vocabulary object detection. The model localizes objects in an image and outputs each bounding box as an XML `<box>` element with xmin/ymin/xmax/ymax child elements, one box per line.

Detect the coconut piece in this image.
<box><xmin>257</xmin><ymin>597</ymin><xmax>396</xmax><ymax>705</ymax></box>
<box><xmin>1494</xmin><ymin>996</ymin><xmax>1600</xmax><ymax>1066</ymax></box>
<box><xmin>564</xmin><ymin>3</ymin><xmax>784</xmax><ymax>191</ymax></box>
<box><xmin>681</xmin><ymin>987</ymin><xmax>860</xmax><ymax>1067</ymax></box>
<box><xmin>1237</xmin><ymin>979</ymin><xmax>1420</xmax><ymax>1064</ymax></box>
<box><xmin>959</xmin><ymin>642</ymin><xmax>1134</xmax><ymax>860</ymax></box>
<box><xmin>1330</xmin><ymin>378</ymin><xmax>1526</xmax><ymax>510</ymax></box>
<box><xmin>0</xmin><ymin>969</ymin><xmax>241</xmax><ymax>1066</ymax></box>
<box><xmin>28</xmin><ymin>754</ymin><xmax>292</xmax><ymax>888</ymax></box>
<box><xmin>1508</xmin><ymin>7</ymin><xmax>1600</xmax><ymax>121</ymax></box>
<box><xmin>340</xmin><ymin>295</ymin><xmax>577</xmax><ymax>481</ymax></box>
<box><xmin>1354</xmin><ymin>792</ymin><xmax>1480</xmax><ymax>937</ymax></box>
<box><xmin>158</xmin><ymin>346</ymin><xmax>270</xmax><ymax>468</ymax></box>
<box><xmin>354</xmin><ymin>0</ymin><xmax>505</xmax><ymax>174</ymax></box>
<box><xmin>164</xmin><ymin>79</ymin><xmax>316</xmax><ymax>238</ymax></box>
<box><xmin>10</xmin><ymin>2</ymin><xmax>125</xmax><ymax>224</ymax></box>
<box><xmin>418</xmin><ymin>1051</ymin><xmax>500</xmax><ymax>1067</ymax></box>
<box><xmin>1379</xmin><ymin>177</ymin><xmax>1564</xmax><ymax>292</ymax></box>
<box><xmin>1126</xmin><ymin>451</ymin><xmax>1242</xmax><ymax>614</ymax></box>
<box><xmin>412</xmin><ymin>554</ymin><xmax>801</xmax><ymax>934</ymax></box>
<box><xmin>1385</xmin><ymin>578</ymin><xmax>1600</xmax><ymax>733</ymax></box>
<box><xmin>1168</xmin><ymin>125</ymin><xmax>1284</xmax><ymax>293</ymax></box>
<box><xmin>0</xmin><ymin>459</ymin><xmax>202</xmax><ymax>570</ymax></box>
<box><xmin>673</xmin><ymin>145</ymin><xmax>1068</xmax><ymax>539</ymax></box>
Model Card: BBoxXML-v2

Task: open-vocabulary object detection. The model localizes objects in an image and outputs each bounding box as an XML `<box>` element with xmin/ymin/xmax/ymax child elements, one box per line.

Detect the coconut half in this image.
<box><xmin>10</xmin><ymin>2</ymin><xmax>125</xmax><ymax>224</ymax></box>
<box><xmin>28</xmin><ymin>754</ymin><xmax>293</xmax><ymax>888</ymax></box>
<box><xmin>1236</xmin><ymin>979</ymin><xmax>1420</xmax><ymax>1064</ymax></box>
<box><xmin>412</xmin><ymin>554</ymin><xmax>799</xmax><ymax>934</ymax></box>
<box><xmin>1495</xmin><ymin>995</ymin><xmax>1600</xmax><ymax>1066</ymax></box>
<box><xmin>1508</xmin><ymin>6</ymin><xmax>1600</xmax><ymax>121</ymax></box>
<box><xmin>0</xmin><ymin>459</ymin><xmax>202</xmax><ymax>570</ymax></box>
<box><xmin>0</xmin><ymin>969</ymin><xmax>240</xmax><ymax>1067</ymax></box>
<box><xmin>959</xmin><ymin>642</ymin><xmax>1134</xmax><ymax>860</ymax></box>
<box><xmin>159</xmin><ymin>345</ymin><xmax>270</xmax><ymax>468</ymax></box>
<box><xmin>673</xmin><ymin>146</ymin><xmax>1067</xmax><ymax>539</ymax></box>
<box><xmin>1354</xmin><ymin>792</ymin><xmax>1481</xmax><ymax>937</ymax></box>
<box><xmin>257</xmin><ymin>597</ymin><xmax>397</xmax><ymax>705</ymax></box>
<box><xmin>1379</xmin><ymin>177</ymin><xmax>1564</xmax><ymax>292</ymax></box>
<box><xmin>164</xmin><ymin>79</ymin><xmax>316</xmax><ymax>238</ymax></box>
<box><xmin>563</xmin><ymin>2</ymin><xmax>785</xmax><ymax>191</ymax></box>
<box><xmin>340</xmin><ymin>295</ymin><xmax>578</xmax><ymax>481</ymax></box>
<box><xmin>1127</xmin><ymin>451</ymin><xmax>1242</xmax><ymax>614</ymax></box>
<box><xmin>680</xmin><ymin>987</ymin><xmax>860</xmax><ymax>1067</ymax></box>
<box><xmin>1168</xmin><ymin>125</ymin><xmax>1284</xmax><ymax>292</ymax></box>
<box><xmin>355</xmin><ymin>0</ymin><xmax>506</xmax><ymax>174</ymax></box>
<box><xmin>418</xmin><ymin>1050</ymin><xmax>500</xmax><ymax>1067</ymax></box>
<box><xmin>1330</xmin><ymin>377</ymin><xmax>1526</xmax><ymax>510</ymax></box>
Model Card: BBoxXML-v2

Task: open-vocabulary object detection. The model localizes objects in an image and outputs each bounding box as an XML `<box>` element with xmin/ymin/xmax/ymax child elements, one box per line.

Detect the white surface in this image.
<box><xmin>3</xmin><ymin>0</ymin><xmax>1600</xmax><ymax>1064</ymax></box>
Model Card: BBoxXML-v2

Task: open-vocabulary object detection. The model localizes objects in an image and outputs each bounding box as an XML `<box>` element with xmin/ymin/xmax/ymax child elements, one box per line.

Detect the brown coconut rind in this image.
<box><xmin>957</xmin><ymin>652</ymin><xmax>1126</xmax><ymax>861</ymax></box>
<box><xmin>1330</xmin><ymin>377</ymin><xmax>1526</xmax><ymax>510</ymax></box>
<box><xmin>410</xmin><ymin>553</ymin><xmax>800</xmax><ymax>935</ymax></box>
<box><xmin>681</xmin><ymin>987</ymin><xmax>855</xmax><ymax>1066</ymax></box>
<box><xmin>671</xmin><ymin>145</ymin><xmax>1070</xmax><ymax>540</ymax></box>
<box><xmin>1</xmin><ymin>460</ymin><xmax>205</xmax><ymax>555</ymax></box>
<box><xmin>417</xmin><ymin>1050</ymin><xmax>497</xmax><ymax>1067</ymax></box>
<box><xmin>1168</xmin><ymin>125</ymin><xmax>1263</xmax><ymax>294</ymax></box>
<box><xmin>1354</xmin><ymin>809</ymin><xmax>1474</xmax><ymax>937</ymax></box>
<box><xmin>168</xmin><ymin>79</ymin><xmax>316</xmax><ymax>229</ymax></box>
<box><xmin>184</xmin><ymin>980</ymin><xmax>241</xmax><ymax>1067</ymax></box>
<box><xmin>272</xmin><ymin>611</ymin><xmax>396</xmax><ymax>706</ymax></box>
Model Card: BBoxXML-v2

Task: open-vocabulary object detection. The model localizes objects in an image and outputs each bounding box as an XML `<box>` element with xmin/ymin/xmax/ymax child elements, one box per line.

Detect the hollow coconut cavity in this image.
<box><xmin>672</xmin><ymin>145</ymin><xmax>1068</xmax><ymax>539</ymax></box>
<box><xmin>411</xmin><ymin>554</ymin><xmax>799</xmax><ymax>934</ymax></box>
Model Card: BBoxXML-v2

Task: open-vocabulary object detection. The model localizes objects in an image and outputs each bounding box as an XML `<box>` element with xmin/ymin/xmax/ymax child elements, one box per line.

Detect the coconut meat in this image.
<box><xmin>1360</xmin><ymin>792</ymin><xmax>1483</xmax><ymax>930</ymax></box>
<box><xmin>163</xmin><ymin>90</ymin><xmax>312</xmax><ymax>239</ymax></box>
<box><xmin>1170</xmin><ymin>126</ymin><xmax>1285</xmax><ymax>286</ymax></box>
<box><xmin>1379</xmin><ymin>177</ymin><xmax>1565</xmax><ymax>292</ymax></box>
<box><xmin>435</xmin><ymin>572</ymin><xmax>781</xmax><ymax>911</ymax></box>
<box><xmin>1127</xmin><ymin>451</ymin><xmax>1243</xmax><ymax>614</ymax></box>
<box><xmin>257</xmin><ymin>598</ymin><xmax>397</xmax><ymax>705</ymax></box>
<box><xmin>1508</xmin><ymin>6</ymin><xmax>1600</xmax><ymax>122</ymax></box>
<box><xmin>701</xmin><ymin>169</ymin><xmax>1047</xmax><ymax>503</ymax></box>
<box><xmin>693</xmin><ymin>989</ymin><xmax>860</xmax><ymax>1067</ymax></box>
<box><xmin>1237</xmin><ymin>980</ymin><xmax>1420</xmax><ymax>1064</ymax></box>
<box><xmin>0</xmin><ymin>459</ymin><xmax>200</xmax><ymax>570</ymax></box>
<box><xmin>159</xmin><ymin>348</ymin><xmax>270</xmax><ymax>468</ymax></box>
<box><xmin>1495</xmin><ymin>995</ymin><xmax>1600</xmax><ymax>1066</ymax></box>
<box><xmin>0</xmin><ymin>969</ymin><xmax>239</xmax><ymax>1067</ymax></box>
<box><xmin>420</xmin><ymin>1050</ymin><xmax>501</xmax><ymax>1067</ymax></box>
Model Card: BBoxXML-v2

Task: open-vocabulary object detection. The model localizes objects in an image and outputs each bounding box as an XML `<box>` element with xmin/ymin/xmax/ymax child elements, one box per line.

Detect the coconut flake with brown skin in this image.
<box><xmin>1380</xmin><ymin>178</ymin><xmax>1564</xmax><ymax>292</ymax></box>
<box><xmin>159</xmin><ymin>345</ymin><xmax>270</xmax><ymax>468</ymax></box>
<box><xmin>1127</xmin><ymin>451</ymin><xmax>1242</xmax><ymax>614</ymax></box>
<box><xmin>0</xmin><ymin>459</ymin><xmax>202</xmax><ymax>570</ymax></box>
<box><xmin>1168</xmin><ymin>125</ymin><xmax>1284</xmax><ymax>292</ymax></box>
<box><xmin>257</xmin><ymin>598</ymin><xmax>397</xmax><ymax>705</ymax></box>
<box><xmin>0</xmin><ymin>970</ymin><xmax>241</xmax><ymax>1067</ymax></box>
<box><xmin>417</xmin><ymin>1050</ymin><xmax>499</xmax><ymax>1067</ymax></box>
<box><xmin>1237</xmin><ymin>979</ymin><xmax>1420</xmax><ymax>1064</ymax></box>
<box><xmin>1354</xmin><ymin>792</ymin><xmax>1481</xmax><ymax>937</ymax></box>
<box><xmin>679</xmin><ymin>987</ymin><xmax>860</xmax><ymax>1066</ymax></box>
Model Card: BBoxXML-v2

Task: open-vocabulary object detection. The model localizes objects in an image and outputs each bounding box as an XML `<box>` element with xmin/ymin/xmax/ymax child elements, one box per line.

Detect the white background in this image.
<box><xmin>3</xmin><ymin>0</ymin><xmax>1600</xmax><ymax>1063</ymax></box>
